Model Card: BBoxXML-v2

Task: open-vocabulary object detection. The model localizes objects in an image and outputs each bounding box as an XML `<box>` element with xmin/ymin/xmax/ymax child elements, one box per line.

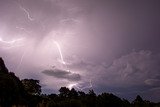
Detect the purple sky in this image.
<box><xmin>0</xmin><ymin>0</ymin><xmax>160</xmax><ymax>102</ymax></box>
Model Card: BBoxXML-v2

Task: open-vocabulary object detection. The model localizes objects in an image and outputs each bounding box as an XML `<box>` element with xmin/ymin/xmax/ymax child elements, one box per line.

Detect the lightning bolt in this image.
<box><xmin>0</xmin><ymin>37</ymin><xmax>24</xmax><ymax>49</ymax></box>
<box><xmin>54</xmin><ymin>41</ymin><xmax>66</xmax><ymax>66</ymax></box>
<box><xmin>80</xmin><ymin>80</ymin><xmax>93</xmax><ymax>90</ymax></box>
<box><xmin>19</xmin><ymin>5</ymin><xmax>34</xmax><ymax>21</ymax></box>
<box><xmin>53</xmin><ymin>41</ymin><xmax>93</xmax><ymax>90</ymax></box>
<box><xmin>0</xmin><ymin>36</ymin><xmax>25</xmax><ymax>70</ymax></box>
<box><xmin>15</xmin><ymin>0</ymin><xmax>34</xmax><ymax>21</ymax></box>
<box><xmin>16</xmin><ymin>49</ymin><xmax>27</xmax><ymax>70</ymax></box>
<box><xmin>0</xmin><ymin>36</ymin><xmax>25</xmax><ymax>69</ymax></box>
<box><xmin>0</xmin><ymin>37</ymin><xmax>23</xmax><ymax>44</ymax></box>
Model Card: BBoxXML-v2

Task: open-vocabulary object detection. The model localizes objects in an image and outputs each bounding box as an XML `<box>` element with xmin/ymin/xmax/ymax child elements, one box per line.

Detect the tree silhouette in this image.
<box><xmin>21</xmin><ymin>79</ymin><xmax>41</xmax><ymax>95</ymax></box>
<box><xmin>78</xmin><ymin>91</ymin><xmax>86</xmax><ymax>97</ymax></box>
<box><xmin>69</xmin><ymin>88</ymin><xmax>78</xmax><ymax>98</ymax></box>
<box><xmin>88</xmin><ymin>89</ymin><xmax>96</xmax><ymax>97</ymax></box>
<box><xmin>97</xmin><ymin>93</ymin><xmax>124</xmax><ymax>107</ymax></box>
<box><xmin>133</xmin><ymin>95</ymin><xmax>144</xmax><ymax>103</ymax></box>
<box><xmin>132</xmin><ymin>95</ymin><xmax>146</xmax><ymax>107</ymax></box>
<box><xmin>59</xmin><ymin>87</ymin><xmax>70</xmax><ymax>98</ymax></box>
<box><xmin>0</xmin><ymin>58</ymin><xmax>27</xmax><ymax>107</ymax></box>
<box><xmin>0</xmin><ymin>57</ymin><xmax>8</xmax><ymax>73</ymax></box>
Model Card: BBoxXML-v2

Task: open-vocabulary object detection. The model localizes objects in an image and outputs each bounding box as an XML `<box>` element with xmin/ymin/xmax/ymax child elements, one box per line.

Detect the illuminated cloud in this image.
<box><xmin>145</xmin><ymin>79</ymin><xmax>160</xmax><ymax>86</ymax></box>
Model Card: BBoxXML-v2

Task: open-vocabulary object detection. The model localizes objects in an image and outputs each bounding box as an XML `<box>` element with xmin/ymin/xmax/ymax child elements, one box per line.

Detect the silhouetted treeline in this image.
<box><xmin>0</xmin><ymin>57</ymin><xmax>160</xmax><ymax>107</ymax></box>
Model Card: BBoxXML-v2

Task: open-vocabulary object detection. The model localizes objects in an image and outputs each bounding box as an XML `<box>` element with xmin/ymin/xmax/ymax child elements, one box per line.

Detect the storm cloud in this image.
<box><xmin>42</xmin><ymin>68</ymin><xmax>81</xmax><ymax>81</ymax></box>
<box><xmin>1</xmin><ymin>0</ymin><xmax>160</xmax><ymax>102</ymax></box>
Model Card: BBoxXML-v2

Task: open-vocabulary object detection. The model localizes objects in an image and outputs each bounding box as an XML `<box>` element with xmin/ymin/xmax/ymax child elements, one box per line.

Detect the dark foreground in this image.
<box><xmin>0</xmin><ymin>57</ymin><xmax>160</xmax><ymax>107</ymax></box>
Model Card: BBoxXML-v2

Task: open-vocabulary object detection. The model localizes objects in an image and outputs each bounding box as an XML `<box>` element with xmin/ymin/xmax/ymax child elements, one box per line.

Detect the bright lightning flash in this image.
<box><xmin>68</xmin><ymin>80</ymin><xmax>93</xmax><ymax>90</ymax></box>
<box><xmin>53</xmin><ymin>41</ymin><xmax>93</xmax><ymax>91</ymax></box>
<box><xmin>0</xmin><ymin>36</ymin><xmax>26</xmax><ymax>69</ymax></box>
<box><xmin>0</xmin><ymin>37</ymin><xmax>23</xmax><ymax>44</ymax></box>
<box><xmin>68</xmin><ymin>83</ymin><xmax>78</xmax><ymax>90</ymax></box>
<box><xmin>0</xmin><ymin>37</ymin><xmax>24</xmax><ymax>49</ymax></box>
<box><xmin>54</xmin><ymin>41</ymin><xmax>66</xmax><ymax>65</ymax></box>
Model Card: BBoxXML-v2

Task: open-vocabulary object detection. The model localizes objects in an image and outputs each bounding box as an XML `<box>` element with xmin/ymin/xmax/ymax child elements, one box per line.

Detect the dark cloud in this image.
<box><xmin>42</xmin><ymin>68</ymin><xmax>81</xmax><ymax>81</ymax></box>
<box><xmin>97</xmin><ymin>50</ymin><xmax>160</xmax><ymax>87</ymax></box>
<box><xmin>89</xmin><ymin>50</ymin><xmax>160</xmax><ymax>101</ymax></box>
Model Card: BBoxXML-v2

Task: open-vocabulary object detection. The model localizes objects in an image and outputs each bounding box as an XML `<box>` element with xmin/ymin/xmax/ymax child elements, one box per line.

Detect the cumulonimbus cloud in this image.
<box><xmin>42</xmin><ymin>68</ymin><xmax>81</xmax><ymax>81</ymax></box>
<box><xmin>88</xmin><ymin>50</ymin><xmax>160</xmax><ymax>97</ymax></box>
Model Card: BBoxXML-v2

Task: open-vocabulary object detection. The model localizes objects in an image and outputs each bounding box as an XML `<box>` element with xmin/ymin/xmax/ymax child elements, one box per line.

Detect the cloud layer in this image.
<box><xmin>42</xmin><ymin>68</ymin><xmax>81</xmax><ymax>81</ymax></box>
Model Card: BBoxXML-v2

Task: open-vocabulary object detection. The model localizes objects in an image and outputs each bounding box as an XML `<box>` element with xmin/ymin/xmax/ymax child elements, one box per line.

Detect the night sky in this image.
<box><xmin>0</xmin><ymin>0</ymin><xmax>160</xmax><ymax>102</ymax></box>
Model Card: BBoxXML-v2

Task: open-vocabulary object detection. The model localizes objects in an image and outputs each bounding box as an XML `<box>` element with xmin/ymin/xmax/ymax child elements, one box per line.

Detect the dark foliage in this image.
<box><xmin>0</xmin><ymin>57</ymin><xmax>8</xmax><ymax>73</ymax></box>
<box><xmin>0</xmin><ymin>58</ymin><xmax>28</xmax><ymax>107</ymax></box>
<box><xmin>21</xmin><ymin>79</ymin><xmax>41</xmax><ymax>95</ymax></box>
<box><xmin>0</xmin><ymin>58</ymin><xmax>160</xmax><ymax>107</ymax></box>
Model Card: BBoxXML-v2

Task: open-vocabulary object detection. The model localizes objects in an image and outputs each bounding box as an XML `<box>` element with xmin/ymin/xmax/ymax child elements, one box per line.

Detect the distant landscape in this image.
<box><xmin>0</xmin><ymin>57</ymin><xmax>160</xmax><ymax>107</ymax></box>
